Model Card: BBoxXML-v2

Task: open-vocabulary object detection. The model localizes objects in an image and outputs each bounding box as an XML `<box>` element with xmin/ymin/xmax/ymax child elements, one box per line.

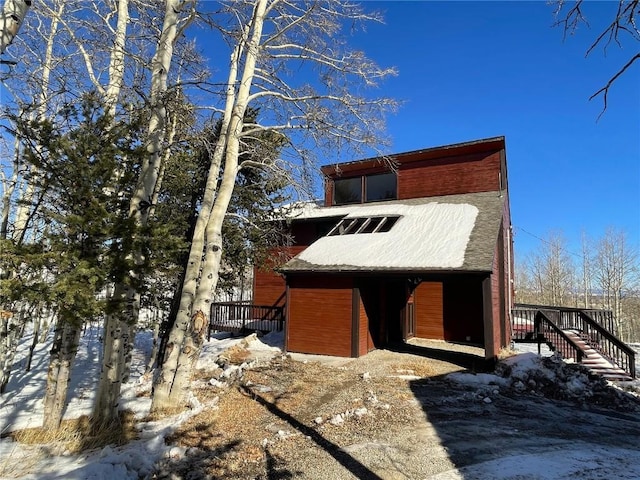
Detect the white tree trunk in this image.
<box><xmin>42</xmin><ymin>320</ymin><xmax>81</xmax><ymax>430</ymax></box>
<box><xmin>94</xmin><ymin>0</ymin><xmax>193</xmax><ymax>423</ymax></box>
<box><xmin>0</xmin><ymin>0</ymin><xmax>30</xmax><ymax>54</ymax></box>
<box><xmin>0</xmin><ymin>309</ymin><xmax>21</xmax><ymax>393</ymax></box>
<box><xmin>151</xmin><ymin>0</ymin><xmax>268</xmax><ymax>412</ymax></box>
<box><xmin>11</xmin><ymin>1</ymin><xmax>63</xmax><ymax>244</ymax></box>
<box><xmin>104</xmin><ymin>0</ymin><xmax>129</xmax><ymax>119</ymax></box>
<box><xmin>0</xmin><ymin>134</ymin><xmax>20</xmax><ymax>240</ymax></box>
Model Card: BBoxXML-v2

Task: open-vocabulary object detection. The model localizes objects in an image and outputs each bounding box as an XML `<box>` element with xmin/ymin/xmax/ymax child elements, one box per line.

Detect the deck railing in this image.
<box><xmin>209</xmin><ymin>301</ymin><xmax>284</xmax><ymax>339</ymax></box>
<box><xmin>513</xmin><ymin>304</ymin><xmax>635</xmax><ymax>379</ymax></box>
<box><xmin>512</xmin><ymin>304</ymin><xmax>616</xmax><ymax>342</ymax></box>
<box><xmin>576</xmin><ymin>311</ymin><xmax>636</xmax><ymax>379</ymax></box>
<box><xmin>534</xmin><ymin>310</ymin><xmax>584</xmax><ymax>363</ymax></box>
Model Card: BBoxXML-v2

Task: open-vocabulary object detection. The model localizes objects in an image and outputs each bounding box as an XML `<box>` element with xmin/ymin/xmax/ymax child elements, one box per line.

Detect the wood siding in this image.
<box><xmin>414</xmin><ymin>277</ymin><xmax>484</xmax><ymax>345</ymax></box>
<box><xmin>486</xmin><ymin>213</ymin><xmax>513</xmax><ymax>359</ymax></box>
<box><xmin>286</xmin><ymin>276</ymin><xmax>353</xmax><ymax>357</ymax></box>
<box><xmin>253</xmin><ymin>268</ymin><xmax>287</xmax><ymax>307</ymax></box>
<box><xmin>322</xmin><ymin>139</ymin><xmax>505</xmax><ymax>205</ymax></box>
<box><xmin>398</xmin><ymin>151</ymin><xmax>501</xmax><ymax>200</ymax></box>
<box><xmin>253</xmin><ymin>246</ymin><xmax>306</xmax><ymax>307</ymax></box>
<box><xmin>358</xmin><ymin>292</ymin><xmax>372</xmax><ymax>356</ymax></box>
<box><xmin>415</xmin><ymin>282</ymin><xmax>444</xmax><ymax>339</ymax></box>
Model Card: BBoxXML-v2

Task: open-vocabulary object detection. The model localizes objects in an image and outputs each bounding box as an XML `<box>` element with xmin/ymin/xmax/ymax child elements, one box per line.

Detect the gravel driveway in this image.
<box><xmin>153</xmin><ymin>340</ymin><xmax>640</xmax><ymax>479</ymax></box>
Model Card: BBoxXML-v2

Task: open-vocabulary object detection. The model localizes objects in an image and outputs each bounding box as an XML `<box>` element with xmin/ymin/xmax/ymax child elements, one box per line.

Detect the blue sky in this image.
<box><xmin>342</xmin><ymin>1</ymin><xmax>639</xmax><ymax>263</ymax></box>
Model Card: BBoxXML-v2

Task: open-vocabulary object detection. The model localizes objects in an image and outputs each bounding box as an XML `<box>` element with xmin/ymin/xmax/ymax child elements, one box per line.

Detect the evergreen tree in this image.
<box><xmin>10</xmin><ymin>93</ymin><xmax>147</xmax><ymax>428</ymax></box>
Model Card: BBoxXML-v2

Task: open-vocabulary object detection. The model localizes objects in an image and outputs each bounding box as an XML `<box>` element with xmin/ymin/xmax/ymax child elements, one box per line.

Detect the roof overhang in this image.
<box><xmin>279</xmin><ymin>191</ymin><xmax>505</xmax><ymax>274</ymax></box>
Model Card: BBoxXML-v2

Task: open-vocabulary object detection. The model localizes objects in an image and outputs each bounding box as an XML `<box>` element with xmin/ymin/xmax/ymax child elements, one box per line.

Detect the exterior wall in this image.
<box><xmin>486</xmin><ymin>215</ymin><xmax>513</xmax><ymax>359</ymax></box>
<box><xmin>415</xmin><ymin>281</ymin><xmax>444</xmax><ymax>339</ymax></box>
<box><xmin>252</xmin><ymin>268</ymin><xmax>287</xmax><ymax>307</ymax></box>
<box><xmin>358</xmin><ymin>291</ymin><xmax>373</xmax><ymax>356</ymax></box>
<box><xmin>398</xmin><ymin>151</ymin><xmax>501</xmax><ymax>200</ymax></box>
<box><xmin>253</xmin><ymin>245</ymin><xmax>305</xmax><ymax>307</ymax></box>
<box><xmin>286</xmin><ymin>276</ymin><xmax>353</xmax><ymax>357</ymax></box>
<box><xmin>414</xmin><ymin>277</ymin><xmax>484</xmax><ymax>345</ymax></box>
<box><xmin>321</xmin><ymin>138</ymin><xmax>506</xmax><ymax>205</ymax></box>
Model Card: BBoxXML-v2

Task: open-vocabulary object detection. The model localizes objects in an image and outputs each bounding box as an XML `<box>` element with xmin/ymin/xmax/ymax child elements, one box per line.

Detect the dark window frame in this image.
<box><xmin>332</xmin><ymin>171</ymin><xmax>397</xmax><ymax>206</ymax></box>
<box><xmin>333</xmin><ymin>177</ymin><xmax>363</xmax><ymax>205</ymax></box>
<box><xmin>365</xmin><ymin>172</ymin><xmax>397</xmax><ymax>203</ymax></box>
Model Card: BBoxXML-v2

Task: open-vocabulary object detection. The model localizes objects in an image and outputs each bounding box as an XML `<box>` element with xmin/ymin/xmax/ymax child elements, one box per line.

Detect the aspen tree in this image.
<box><xmin>152</xmin><ymin>0</ymin><xmax>397</xmax><ymax>411</ymax></box>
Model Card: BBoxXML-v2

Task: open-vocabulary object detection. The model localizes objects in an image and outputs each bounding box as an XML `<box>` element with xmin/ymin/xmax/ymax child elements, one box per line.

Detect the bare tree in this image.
<box><xmin>93</xmin><ymin>0</ymin><xmax>197</xmax><ymax>427</ymax></box>
<box><xmin>523</xmin><ymin>231</ymin><xmax>575</xmax><ymax>306</ymax></box>
<box><xmin>555</xmin><ymin>0</ymin><xmax>640</xmax><ymax>113</ymax></box>
<box><xmin>151</xmin><ymin>0</ymin><xmax>397</xmax><ymax>412</ymax></box>
<box><xmin>580</xmin><ymin>231</ymin><xmax>593</xmax><ymax>308</ymax></box>
<box><xmin>592</xmin><ymin>227</ymin><xmax>639</xmax><ymax>340</ymax></box>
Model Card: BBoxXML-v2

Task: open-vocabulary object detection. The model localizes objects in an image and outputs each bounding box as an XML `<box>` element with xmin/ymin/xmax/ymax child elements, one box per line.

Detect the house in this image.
<box><xmin>252</xmin><ymin>136</ymin><xmax>514</xmax><ymax>362</ymax></box>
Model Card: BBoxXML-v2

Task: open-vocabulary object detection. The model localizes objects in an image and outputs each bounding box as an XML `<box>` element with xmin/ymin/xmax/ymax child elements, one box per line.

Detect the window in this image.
<box><xmin>366</xmin><ymin>172</ymin><xmax>397</xmax><ymax>202</ymax></box>
<box><xmin>334</xmin><ymin>177</ymin><xmax>362</xmax><ymax>205</ymax></box>
<box><xmin>327</xmin><ymin>216</ymin><xmax>401</xmax><ymax>236</ymax></box>
<box><xmin>332</xmin><ymin>172</ymin><xmax>397</xmax><ymax>205</ymax></box>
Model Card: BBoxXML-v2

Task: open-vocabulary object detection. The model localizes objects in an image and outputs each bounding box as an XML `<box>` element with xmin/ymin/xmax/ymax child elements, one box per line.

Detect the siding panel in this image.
<box><xmin>398</xmin><ymin>151</ymin><xmax>501</xmax><ymax>199</ymax></box>
<box><xmin>287</xmin><ymin>276</ymin><xmax>353</xmax><ymax>357</ymax></box>
<box><xmin>415</xmin><ymin>282</ymin><xmax>444</xmax><ymax>339</ymax></box>
<box><xmin>253</xmin><ymin>246</ymin><xmax>306</xmax><ymax>307</ymax></box>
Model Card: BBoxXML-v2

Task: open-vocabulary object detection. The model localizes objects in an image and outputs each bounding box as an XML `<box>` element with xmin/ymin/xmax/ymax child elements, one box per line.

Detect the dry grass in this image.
<box><xmin>160</xmin><ymin>354</ymin><xmax>435</xmax><ymax>478</ymax></box>
<box><xmin>8</xmin><ymin>410</ymin><xmax>138</xmax><ymax>454</ymax></box>
<box><xmin>220</xmin><ymin>344</ymin><xmax>252</xmax><ymax>365</ymax></box>
<box><xmin>498</xmin><ymin>346</ymin><xmax>519</xmax><ymax>359</ymax></box>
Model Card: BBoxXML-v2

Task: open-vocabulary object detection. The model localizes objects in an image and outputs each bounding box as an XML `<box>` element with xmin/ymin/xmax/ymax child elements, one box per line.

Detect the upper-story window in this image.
<box><xmin>333</xmin><ymin>172</ymin><xmax>397</xmax><ymax>205</ymax></box>
<box><xmin>334</xmin><ymin>177</ymin><xmax>362</xmax><ymax>204</ymax></box>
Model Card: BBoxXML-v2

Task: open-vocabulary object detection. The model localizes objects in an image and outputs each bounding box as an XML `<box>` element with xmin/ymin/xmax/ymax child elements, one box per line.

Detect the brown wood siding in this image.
<box><xmin>489</xmin><ymin>271</ymin><xmax>501</xmax><ymax>358</ymax></box>
<box><xmin>503</xmin><ymin>194</ymin><xmax>514</xmax><ymax>343</ymax></box>
<box><xmin>358</xmin><ymin>293</ymin><xmax>372</xmax><ymax>356</ymax></box>
<box><xmin>253</xmin><ymin>246</ymin><xmax>306</xmax><ymax>307</ymax></box>
<box><xmin>494</xmin><ymin>213</ymin><xmax>513</xmax><ymax>350</ymax></box>
<box><xmin>415</xmin><ymin>282</ymin><xmax>444</xmax><ymax>339</ymax></box>
<box><xmin>287</xmin><ymin>276</ymin><xmax>353</xmax><ymax>357</ymax></box>
<box><xmin>253</xmin><ymin>268</ymin><xmax>287</xmax><ymax>307</ymax></box>
<box><xmin>398</xmin><ymin>151</ymin><xmax>501</xmax><ymax>199</ymax></box>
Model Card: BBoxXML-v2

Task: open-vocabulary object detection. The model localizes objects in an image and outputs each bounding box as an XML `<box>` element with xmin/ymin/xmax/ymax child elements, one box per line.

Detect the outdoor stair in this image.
<box><xmin>562</xmin><ymin>329</ymin><xmax>633</xmax><ymax>382</ymax></box>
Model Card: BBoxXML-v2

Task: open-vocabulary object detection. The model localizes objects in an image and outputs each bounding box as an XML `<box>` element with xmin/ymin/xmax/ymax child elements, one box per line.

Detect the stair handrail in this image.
<box><xmin>534</xmin><ymin>310</ymin><xmax>584</xmax><ymax>363</ymax></box>
<box><xmin>514</xmin><ymin>303</ymin><xmax>616</xmax><ymax>333</ymax></box>
<box><xmin>578</xmin><ymin>311</ymin><xmax>636</xmax><ymax>379</ymax></box>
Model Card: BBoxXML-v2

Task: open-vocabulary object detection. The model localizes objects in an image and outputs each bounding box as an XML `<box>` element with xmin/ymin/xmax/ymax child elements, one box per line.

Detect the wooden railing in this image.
<box><xmin>513</xmin><ymin>303</ymin><xmax>616</xmax><ymax>340</ymax></box>
<box><xmin>209</xmin><ymin>301</ymin><xmax>284</xmax><ymax>339</ymax></box>
<box><xmin>513</xmin><ymin>304</ymin><xmax>635</xmax><ymax>379</ymax></box>
<box><xmin>576</xmin><ymin>311</ymin><xmax>636</xmax><ymax>379</ymax></box>
<box><xmin>534</xmin><ymin>310</ymin><xmax>584</xmax><ymax>363</ymax></box>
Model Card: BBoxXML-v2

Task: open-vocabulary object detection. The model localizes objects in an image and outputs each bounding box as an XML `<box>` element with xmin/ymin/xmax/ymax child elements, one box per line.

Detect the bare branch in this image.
<box><xmin>554</xmin><ymin>0</ymin><xmax>640</xmax><ymax>115</ymax></box>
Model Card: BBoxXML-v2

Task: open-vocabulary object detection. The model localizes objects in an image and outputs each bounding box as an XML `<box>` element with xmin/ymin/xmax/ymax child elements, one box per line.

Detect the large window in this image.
<box><xmin>366</xmin><ymin>172</ymin><xmax>397</xmax><ymax>202</ymax></box>
<box><xmin>333</xmin><ymin>172</ymin><xmax>397</xmax><ymax>205</ymax></box>
<box><xmin>334</xmin><ymin>177</ymin><xmax>362</xmax><ymax>205</ymax></box>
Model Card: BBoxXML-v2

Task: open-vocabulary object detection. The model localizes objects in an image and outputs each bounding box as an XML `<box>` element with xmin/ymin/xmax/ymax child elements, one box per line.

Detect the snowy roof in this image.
<box><xmin>280</xmin><ymin>191</ymin><xmax>506</xmax><ymax>273</ymax></box>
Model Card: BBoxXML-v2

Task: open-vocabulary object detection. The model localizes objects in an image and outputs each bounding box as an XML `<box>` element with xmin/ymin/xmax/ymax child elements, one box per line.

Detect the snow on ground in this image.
<box><xmin>0</xmin><ymin>330</ymin><xmax>639</xmax><ymax>479</ymax></box>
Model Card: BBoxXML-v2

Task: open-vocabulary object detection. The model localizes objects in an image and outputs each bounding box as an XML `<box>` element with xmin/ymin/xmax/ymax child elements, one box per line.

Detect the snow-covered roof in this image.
<box><xmin>280</xmin><ymin>191</ymin><xmax>506</xmax><ymax>273</ymax></box>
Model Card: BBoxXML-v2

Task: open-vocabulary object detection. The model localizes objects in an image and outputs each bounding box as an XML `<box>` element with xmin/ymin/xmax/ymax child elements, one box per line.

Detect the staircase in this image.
<box><xmin>512</xmin><ymin>304</ymin><xmax>636</xmax><ymax>381</ymax></box>
<box><xmin>562</xmin><ymin>330</ymin><xmax>633</xmax><ymax>382</ymax></box>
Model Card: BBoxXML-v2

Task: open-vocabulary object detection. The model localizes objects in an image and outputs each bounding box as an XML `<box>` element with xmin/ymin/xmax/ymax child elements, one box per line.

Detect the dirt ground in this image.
<box><xmin>151</xmin><ymin>340</ymin><xmax>640</xmax><ymax>479</ymax></box>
